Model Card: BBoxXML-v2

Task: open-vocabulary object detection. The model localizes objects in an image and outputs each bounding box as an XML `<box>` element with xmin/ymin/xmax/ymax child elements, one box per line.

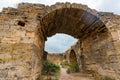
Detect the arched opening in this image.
<box><xmin>69</xmin><ymin>50</ymin><xmax>77</xmax><ymax>64</ymax></box>
<box><xmin>34</xmin><ymin>5</ymin><xmax>115</xmax><ymax>80</ymax></box>
<box><xmin>39</xmin><ymin>7</ymin><xmax>110</xmax><ymax>67</ymax></box>
<box><xmin>0</xmin><ymin>2</ymin><xmax>120</xmax><ymax>80</ymax></box>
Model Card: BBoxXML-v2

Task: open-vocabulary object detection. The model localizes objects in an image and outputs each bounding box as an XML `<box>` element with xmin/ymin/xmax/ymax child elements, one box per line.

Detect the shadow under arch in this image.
<box><xmin>39</xmin><ymin>8</ymin><xmax>109</xmax><ymax>40</ymax></box>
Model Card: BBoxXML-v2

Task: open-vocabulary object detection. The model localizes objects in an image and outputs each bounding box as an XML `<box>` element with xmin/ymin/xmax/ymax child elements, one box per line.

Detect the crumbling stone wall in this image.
<box><xmin>47</xmin><ymin>53</ymin><xmax>64</xmax><ymax>65</ymax></box>
<box><xmin>65</xmin><ymin>31</ymin><xmax>120</xmax><ymax>79</ymax></box>
<box><xmin>0</xmin><ymin>2</ymin><xmax>120</xmax><ymax>80</ymax></box>
<box><xmin>0</xmin><ymin>4</ymin><xmax>41</xmax><ymax>80</ymax></box>
<box><xmin>64</xmin><ymin>13</ymin><xmax>120</xmax><ymax>79</ymax></box>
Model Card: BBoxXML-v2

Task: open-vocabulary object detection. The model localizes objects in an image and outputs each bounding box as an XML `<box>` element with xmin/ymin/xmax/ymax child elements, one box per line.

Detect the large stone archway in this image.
<box><xmin>0</xmin><ymin>2</ymin><xmax>120</xmax><ymax>80</ymax></box>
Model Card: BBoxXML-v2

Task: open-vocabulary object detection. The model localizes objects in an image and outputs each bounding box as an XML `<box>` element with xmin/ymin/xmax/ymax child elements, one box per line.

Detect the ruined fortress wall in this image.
<box><xmin>47</xmin><ymin>53</ymin><xmax>64</xmax><ymax>65</ymax></box>
<box><xmin>0</xmin><ymin>5</ymin><xmax>39</xmax><ymax>80</ymax></box>
<box><xmin>0</xmin><ymin>2</ymin><xmax>120</xmax><ymax>80</ymax></box>
<box><xmin>65</xmin><ymin>30</ymin><xmax>120</xmax><ymax>79</ymax></box>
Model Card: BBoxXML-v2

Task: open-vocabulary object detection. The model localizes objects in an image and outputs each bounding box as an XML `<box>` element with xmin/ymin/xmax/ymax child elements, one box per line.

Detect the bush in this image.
<box><xmin>66</xmin><ymin>62</ymin><xmax>79</xmax><ymax>73</ymax></box>
<box><xmin>66</xmin><ymin>68</ymin><xmax>71</xmax><ymax>74</ymax></box>
<box><xmin>69</xmin><ymin>62</ymin><xmax>79</xmax><ymax>72</ymax></box>
<box><xmin>43</xmin><ymin>60</ymin><xmax>60</xmax><ymax>75</ymax></box>
<box><xmin>60</xmin><ymin>61</ymin><xmax>69</xmax><ymax>68</ymax></box>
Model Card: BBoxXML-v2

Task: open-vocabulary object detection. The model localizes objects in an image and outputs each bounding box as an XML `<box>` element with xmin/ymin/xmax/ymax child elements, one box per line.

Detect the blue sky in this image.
<box><xmin>0</xmin><ymin>0</ymin><xmax>120</xmax><ymax>53</ymax></box>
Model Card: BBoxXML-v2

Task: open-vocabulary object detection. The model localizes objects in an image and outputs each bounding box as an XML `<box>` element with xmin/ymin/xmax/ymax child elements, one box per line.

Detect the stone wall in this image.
<box><xmin>65</xmin><ymin>30</ymin><xmax>120</xmax><ymax>79</ymax></box>
<box><xmin>47</xmin><ymin>53</ymin><xmax>64</xmax><ymax>65</ymax></box>
<box><xmin>0</xmin><ymin>43</ymin><xmax>33</xmax><ymax>80</ymax></box>
<box><xmin>0</xmin><ymin>2</ymin><xmax>120</xmax><ymax>80</ymax></box>
<box><xmin>0</xmin><ymin>4</ymin><xmax>39</xmax><ymax>80</ymax></box>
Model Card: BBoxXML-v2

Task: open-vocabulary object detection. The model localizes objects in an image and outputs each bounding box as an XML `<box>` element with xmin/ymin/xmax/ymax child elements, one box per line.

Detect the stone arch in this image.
<box><xmin>38</xmin><ymin>4</ymin><xmax>109</xmax><ymax>39</ymax></box>
<box><xmin>69</xmin><ymin>49</ymin><xmax>77</xmax><ymax>64</ymax></box>
<box><xmin>0</xmin><ymin>2</ymin><xmax>120</xmax><ymax>80</ymax></box>
<box><xmin>34</xmin><ymin>3</ymin><xmax>116</xmax><ymax>79</ymax></box>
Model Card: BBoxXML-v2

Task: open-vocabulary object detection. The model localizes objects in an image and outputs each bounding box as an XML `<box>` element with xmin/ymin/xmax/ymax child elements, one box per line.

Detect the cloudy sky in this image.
<box><xmin>0</xmin><ymin>0</ymin><xmax>120</xmax><ymax>14</ymax></box>
<box><xmin>0</xmin><ymin>0</ymin><xmax>120</xmax><ymax>53</ymax></box>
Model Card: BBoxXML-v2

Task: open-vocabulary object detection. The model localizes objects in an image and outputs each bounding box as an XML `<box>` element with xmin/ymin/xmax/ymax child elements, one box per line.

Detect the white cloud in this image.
<box><xmin>0</xmin><ymin>0</ymin><xmax>21</xmax><ymax>11</ymax></box>
<box><xmin>1</xmin><ymin>0</ymin><xmax>20</xmax><ymax>4</ymax></box>
<box><xmin>96</xmin><ymin>0</ymin><xmax>120</xmax><ymax>14</ymax></box>
<box><xmin>0</xmin><ymin>0</ymin><xmax>120</xmax><ymax>14</ymax></box>
<box><xmin>45</xmin><ymin>34</ymin><xmax>78</xmax><ymax>53</ymax></box>
<box><xmin>0</xmin><ymin>0</ymin><xmax>40</xmax><ymax>11</ymax></box>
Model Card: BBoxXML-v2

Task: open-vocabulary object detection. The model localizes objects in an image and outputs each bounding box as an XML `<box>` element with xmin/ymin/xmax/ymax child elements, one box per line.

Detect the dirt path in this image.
<box><xmin>59</xmin><ymin>67</ymin><xmax>94</xmax><ymax>80</ymax></box>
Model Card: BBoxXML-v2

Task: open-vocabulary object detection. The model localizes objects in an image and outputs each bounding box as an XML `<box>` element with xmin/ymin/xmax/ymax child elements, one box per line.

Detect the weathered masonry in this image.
<box><xmin>0</xmin><ymin>2</ymin><xmax>120</xmax><ymax>80</ymax></box>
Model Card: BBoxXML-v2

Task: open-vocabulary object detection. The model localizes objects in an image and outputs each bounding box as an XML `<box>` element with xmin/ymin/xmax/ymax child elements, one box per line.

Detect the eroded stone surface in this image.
<box><xmin>47</xmin><ymin>53</ymin><xmax>64</xmax><ymax>65</ymax></box>
<box><xmin>0</xmin><ymin>2</ymin><xmax>120</xmax><ymax>80</ymax></box>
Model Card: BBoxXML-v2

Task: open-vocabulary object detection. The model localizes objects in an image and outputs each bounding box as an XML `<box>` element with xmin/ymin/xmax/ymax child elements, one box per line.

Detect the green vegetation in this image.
<box><xmin>60</xmin><ymin>61</ymin><xmax>69</xmax><ymax>68</ymax></box>
<box><xmin>42</xmin><ymin>60</ymin><xmax>60</xmax><ymax>80</ymax></box>
<box><xmin>104</xmin><ymin>76</ymin><xmax>115</xmax><ymax>80</ymax></box>
<box><xmin>66</xmin><ymin>62</ymin><xmax>79</xmax><ymax>73</ymax></box>
<box><xmin>66</xmin><ymin>68</ymin><xmax>71</xmax><ymax>74</ymax></box>
<box><xmin>60</xmin><ymin>61</ymin><xmax>79</xmax><ymax>74</ymax></box>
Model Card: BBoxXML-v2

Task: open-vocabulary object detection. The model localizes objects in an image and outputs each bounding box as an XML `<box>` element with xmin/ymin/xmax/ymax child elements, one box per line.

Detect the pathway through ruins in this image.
<box><xmin>59</xmin><ymin>67</ymin><xmax>94</xmax><ymax>80</ymax></box>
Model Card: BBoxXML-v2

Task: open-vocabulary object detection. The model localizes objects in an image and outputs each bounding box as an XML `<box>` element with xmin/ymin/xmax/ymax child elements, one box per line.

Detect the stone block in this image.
<box><xmin>106</xmin><ymin>51</ymin><xmax>115</xmax><ymax>56</ymax></box>
<box><xmin>3</xmin><ymin>25</ymin><xmax>10</xmax><ymax>29</ymax></box>
<box><xmin>0</xmin><ymin>25</ymin><xmax>4</xmax><ymax>29</ymax></box>
<box><xmin>113</xmin><ymin>40</ymin><xmax>120</xmax><ymax>52</ymax></box>
<box><xmin>24</xmin><ymin>25</ymin><xmax>36</xmax><ymax>31</ymax></box>
<box><xmin>108</xmin><ymin>55</ymin><xmax>118</xmax><ymax>63</ymax></box>
<box><xmin>1</xmin><ymin>37</ymin><xmax>21</xmax><ymax>43</ymax></box>
<box><xmin>20</xmin><ymin>37</ymin><xmax>34</xmax><ymax>43</ymax></box>
<box><xmin>10</xmin><ymin>25</ymin><xmax>21</xmax><ymax>30</ymax></box>
<box><xmin>0</xmin><ymin>30</ymin><xmax>12</xmax><ymax>37</ymax></box>
<box><xmin>111</xmin><ymin>32</ymin><xmax>119</xmax><ymax>41</ymax></box>
<box><xmin>26</xmin><ymin>31</ymin><xmax>35</xmax><ymax>37</ymax></box>
<box><xmin>12</xmin><ymin>29</ymin><xmax>26</xmax><ymax>37</ymax></box>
